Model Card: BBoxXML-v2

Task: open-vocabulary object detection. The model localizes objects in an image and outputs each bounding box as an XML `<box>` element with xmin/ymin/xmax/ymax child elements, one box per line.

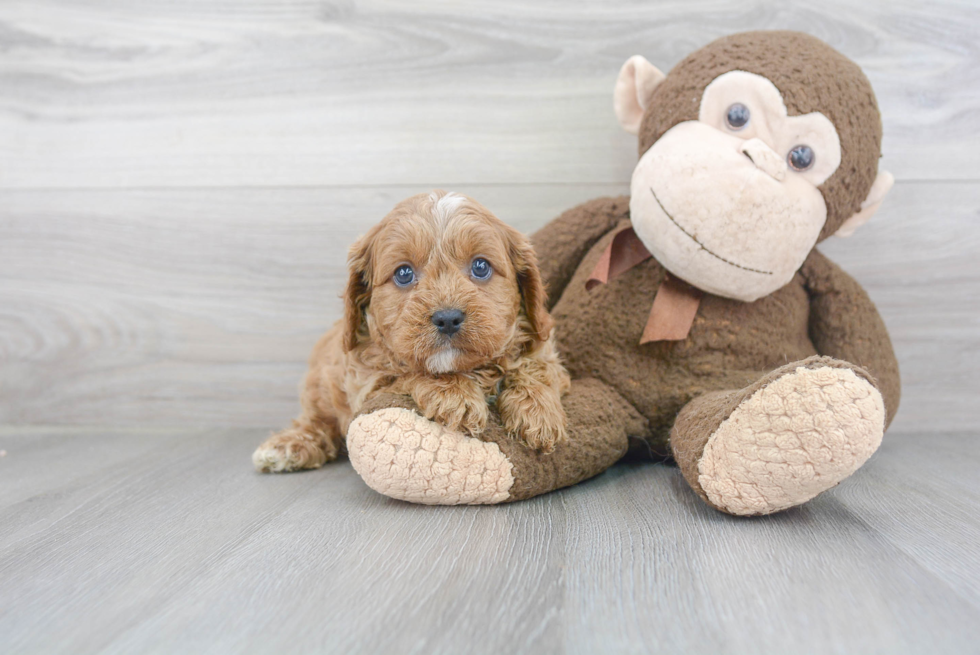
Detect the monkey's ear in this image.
<box><xmin>614</xmin><ymin>55</ymin><xmax>666</xmax><ymax>135</ymax></box>
<box><xmin>834</xmin><ymin>170</ymin><xmax>895</xmax><ymax>238</ymax></box>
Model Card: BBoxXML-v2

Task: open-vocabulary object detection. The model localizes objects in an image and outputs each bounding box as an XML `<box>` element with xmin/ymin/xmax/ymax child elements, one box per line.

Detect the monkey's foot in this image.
<box><xmin>685</xmin><ymin>359</ymin><xmax>886</xmax><ymax>516</ymax></box>
<box><xmin>347</xmin><ymin>408</ymin><xmax>514</xmax><ymax>505</ymax></box>
<box><xmin>345</xmin><ymin>380</ymin><xmax>637</xmax><ymax>505</ymax></box>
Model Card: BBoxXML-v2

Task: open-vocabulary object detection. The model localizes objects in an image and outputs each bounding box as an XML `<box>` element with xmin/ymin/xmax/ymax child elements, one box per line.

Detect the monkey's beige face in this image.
<box><xmin>364</xmin><ymin>193</ymin><xmax>524</xmax><ymax>374</ymax></box>
<box><xmin>629</xmin><ymin>71</ymin><xmax>843</xmax><ymax>302</ymax></box>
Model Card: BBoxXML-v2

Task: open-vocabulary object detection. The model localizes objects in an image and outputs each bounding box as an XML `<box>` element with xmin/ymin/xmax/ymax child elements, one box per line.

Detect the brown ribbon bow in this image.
<box><xmin>586</xmin><ymin>227</ymin><xmax>703</xmax><ymax>344</ymax></box>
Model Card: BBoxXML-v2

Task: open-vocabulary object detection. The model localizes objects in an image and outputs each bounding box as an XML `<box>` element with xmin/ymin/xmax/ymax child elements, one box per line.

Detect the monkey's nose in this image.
<box><xmin>432</xmin><ymin>309</ymin><xmax>465</xmax><ymax>336</ymax></box>
<box><xmin>739</xmin><ymin>138</ymin><xmax>786</xmax><ymax>182</ymax></box>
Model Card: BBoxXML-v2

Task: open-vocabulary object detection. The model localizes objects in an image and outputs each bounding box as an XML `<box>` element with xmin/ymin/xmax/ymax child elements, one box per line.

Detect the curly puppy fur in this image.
<box><xmin>253</xmin><ymin>191</ymin><xmax>571</xmax><ymax>473</ymax></box>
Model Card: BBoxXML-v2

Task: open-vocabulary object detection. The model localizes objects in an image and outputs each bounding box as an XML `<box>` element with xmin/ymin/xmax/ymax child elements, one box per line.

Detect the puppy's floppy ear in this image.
<box><xmin>343</xmin><ymin>227</ymin><xmax>378</xmax><ymax>352</ymax></box>
<box><xmin>505</xmin><ymin>225</ymin><xmax>554</xmax><ymax>344</ymax></box>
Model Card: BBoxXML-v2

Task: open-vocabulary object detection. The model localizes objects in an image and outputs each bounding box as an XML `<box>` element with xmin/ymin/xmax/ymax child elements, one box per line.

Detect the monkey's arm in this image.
<box><xmin>531</xmin><ymin>195</ymin><xmax>631</xmax><ymax>309</ymax></box>
<box><xmin>801</xmin><ymin>249</ymin><xmax>901</xmax><ymax>428</ymax></box>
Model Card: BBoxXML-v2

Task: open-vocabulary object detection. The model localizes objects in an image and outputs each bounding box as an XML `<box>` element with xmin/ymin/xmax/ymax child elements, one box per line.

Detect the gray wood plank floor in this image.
<box><xmin>0</xmin><ymin>428</ymin><xmax>978</xmax><ymax>654</ymax></box>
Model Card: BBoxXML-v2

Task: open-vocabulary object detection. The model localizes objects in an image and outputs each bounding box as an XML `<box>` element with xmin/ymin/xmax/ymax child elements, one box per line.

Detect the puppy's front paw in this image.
<box><xmin>252</xmin><ymin>425</ymin><xmax>339</xmax><ymax>473</ymax></box>
<box><xmin>498</xmin><ymin>385</ymin><xmax>568</xmax><ymax>454</ymax></box>
<box><xmin>413</xmin><ymin>384</ymin><xmax>489</xmax><ymax>437</ymax></box>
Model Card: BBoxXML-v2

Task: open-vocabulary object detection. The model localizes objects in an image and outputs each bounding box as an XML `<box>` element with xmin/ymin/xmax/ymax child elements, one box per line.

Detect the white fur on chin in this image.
<box><xmin>426</xmin><ymin>347</ymin><xmax>459</xmax><ymax>374</ymax></box>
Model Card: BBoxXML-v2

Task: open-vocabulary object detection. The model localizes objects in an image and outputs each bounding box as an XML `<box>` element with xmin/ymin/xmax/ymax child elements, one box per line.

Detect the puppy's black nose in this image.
<box><xmin>432</xmin><ymin>309</ymin><xmax>465</xmax><ymax>336</ymax></box>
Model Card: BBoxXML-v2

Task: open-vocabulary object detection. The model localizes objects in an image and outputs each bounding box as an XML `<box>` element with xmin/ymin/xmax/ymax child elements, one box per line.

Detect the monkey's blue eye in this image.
<box><xmin>393</xmin><ymin>264</ymin><xmax>415</xmax><ymax>287</ymax></box>
<box><xmin>470</xmin><ymin>258</ymin><xmax>492</xmax><ymax>281</ymax></box>
<box><xmin>788</xmin><ymin>145</ymin><xmax>815</xmax><ymax>171</ymax></box>
<box><xmin>726</xmin><ymin>103</ymin><xmax>750</xmax><ymax>130</ymax></box>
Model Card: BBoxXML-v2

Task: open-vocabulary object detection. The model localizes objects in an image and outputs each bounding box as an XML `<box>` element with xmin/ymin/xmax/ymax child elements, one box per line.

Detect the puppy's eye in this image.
<box><xmin>725</xmin><ymin>103</ymin><xmax>750</xmax><ymax>130</ymax></box>
<box><xmin>788</xmin><ymin>145</ymin><xmax>815</xmax><ymax>171</ymax></box>
<box><xmin>393</xmin><ymin>264</ymin><xmax>415</xmax><ymax>287</ymax></box>
<box><xmin>470</xmin><ymin>258</ymin><xmax>492</xmax><ymax>281</ymax></box>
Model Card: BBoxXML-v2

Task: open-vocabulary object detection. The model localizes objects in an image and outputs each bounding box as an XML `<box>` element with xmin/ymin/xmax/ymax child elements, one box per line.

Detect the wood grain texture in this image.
<box><xmin>2</xmin><ymin>182</ymin><xmax>977</xmax><ymax>432</ymax></box>
<box><xmin>0</xmin><ymin>427</ymin><xmax>978</xmax><ymax>654</ymax></box>
<box><xmin>2</xmin><ymin>4</ymin><xmax>978</xmax><ymax>654</ymax></box>
<box><xmin>0</xmin><ymin>0</ymin><xmax>977</xmax><ymax>189</ymax></box>
<box><xmin>0</xmin><ymin>183</ymin><xmax>623</xmax><ymax>427</ymax></box>
<box><xmin>2</xmin><ymin>0</ymin><xmax>978</xmax><ymax>431</ymax></box>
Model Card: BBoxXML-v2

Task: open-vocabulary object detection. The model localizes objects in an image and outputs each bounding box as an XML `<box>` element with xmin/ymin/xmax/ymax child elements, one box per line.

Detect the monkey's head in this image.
<box><xmin>614</xmin><ymin>31</ymin><xmax>893</xmax><ymax>302</ymax></box>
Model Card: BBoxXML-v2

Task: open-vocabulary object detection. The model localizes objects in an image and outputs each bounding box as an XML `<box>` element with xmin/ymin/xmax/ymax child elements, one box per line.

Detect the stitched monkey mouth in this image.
<box><xmin>648</xmin><ymin>187</ymin><xmax>774</xmax><ymax>276</ymax></box>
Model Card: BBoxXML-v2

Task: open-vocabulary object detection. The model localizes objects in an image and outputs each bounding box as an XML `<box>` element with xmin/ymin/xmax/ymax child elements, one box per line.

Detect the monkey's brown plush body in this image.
<box><xmin>345</xmin><ymin>31</ymin><xmax>901</xmax><ymax>515</ymax></box>
<box><xmin>535</xmin><ymin>198</ymin><xmax>898</xmax><ymax>513</ymax></box>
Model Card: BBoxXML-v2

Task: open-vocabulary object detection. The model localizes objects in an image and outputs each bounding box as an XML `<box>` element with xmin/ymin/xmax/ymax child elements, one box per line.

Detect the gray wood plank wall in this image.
<box><xmin>2</xmin><ymin>0</ymin><xmax>978</xmax><ymax>433</ymax></box>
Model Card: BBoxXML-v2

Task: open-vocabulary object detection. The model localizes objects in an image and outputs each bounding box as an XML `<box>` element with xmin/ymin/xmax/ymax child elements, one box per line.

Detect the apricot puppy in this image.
<box><xmin>253</xmin><ymin>191</ymin><xmax>571</xmax><ymax>473</ymax></box>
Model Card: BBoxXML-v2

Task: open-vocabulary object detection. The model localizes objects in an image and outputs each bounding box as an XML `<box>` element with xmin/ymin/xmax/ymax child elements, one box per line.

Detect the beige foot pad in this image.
<box><xmin>698</xmin><ymin>365</ymin><xmax>885</xmax><ymax>516</ymax></box>
<box><xmin>346</xmin><ymin>407</ymin><xmax>514</xmax><ymax>505</ymax></box>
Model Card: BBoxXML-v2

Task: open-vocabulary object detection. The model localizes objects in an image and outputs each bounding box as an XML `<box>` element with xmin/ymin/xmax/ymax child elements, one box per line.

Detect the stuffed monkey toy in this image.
<box><xmin>343</xmin><ymin>31</ymin><xmax>900</xmax><ymax>515</ymax></box>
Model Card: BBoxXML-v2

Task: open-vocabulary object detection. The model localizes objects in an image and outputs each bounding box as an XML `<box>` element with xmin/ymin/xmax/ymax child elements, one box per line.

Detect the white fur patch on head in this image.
<box><xmin>426</xmin><ymin>347</ymin><xmax>459</xmax><ymax>374</ymax></box>
<box><xmin>429</xmin><ymin>191</ymin><xmax>466</xmax><ymax>229</ymax></box>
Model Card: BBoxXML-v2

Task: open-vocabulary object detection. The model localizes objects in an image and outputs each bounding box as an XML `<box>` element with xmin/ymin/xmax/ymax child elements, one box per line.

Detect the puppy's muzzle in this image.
<box><xmin>432</xmin><ymin>309</ymin><xmax>465</xmax><ymax>336</ymax></box>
